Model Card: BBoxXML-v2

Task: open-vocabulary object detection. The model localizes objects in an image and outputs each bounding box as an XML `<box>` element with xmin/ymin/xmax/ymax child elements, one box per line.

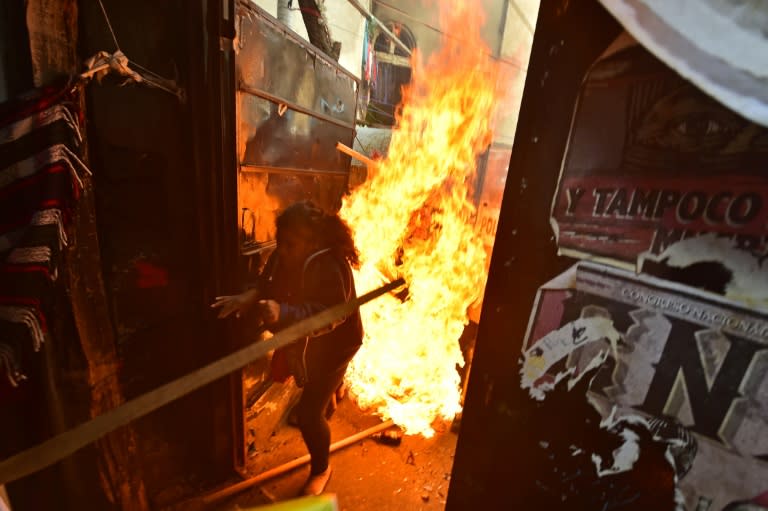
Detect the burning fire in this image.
<box><xmin>340</xmin><ymin>0</ymin><xmax>503</xmax><ymax>437</ymax></box>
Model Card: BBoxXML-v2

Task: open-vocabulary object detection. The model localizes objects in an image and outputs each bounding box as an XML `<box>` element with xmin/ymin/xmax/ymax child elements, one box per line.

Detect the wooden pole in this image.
<box><xmin>0</xmin><ymin>278</ymin><xmax>406</xmax><ymax>485</ymax></box>
<box><xmin>336</xmin><ymin>142</ymin><xmax>376</xmax><ymax>168</ymax></box>
<box><xmin>201</xmin><ymin>420</ymin><xmax>396</xmax><ymax>504</ymax></box>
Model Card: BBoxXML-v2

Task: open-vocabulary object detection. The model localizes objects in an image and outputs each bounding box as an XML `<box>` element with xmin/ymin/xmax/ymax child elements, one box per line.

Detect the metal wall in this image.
<box><xmin>235</xmin><ymin>1</ymin><xmax>358</xmax><ymax>258</ymax></box>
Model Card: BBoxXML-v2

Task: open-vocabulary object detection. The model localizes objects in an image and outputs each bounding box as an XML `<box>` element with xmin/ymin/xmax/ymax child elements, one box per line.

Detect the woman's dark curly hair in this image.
<box><xmin>276</xmin><ymin>201</ymin><xmax>360</xmax><ymax>269</ymax></box>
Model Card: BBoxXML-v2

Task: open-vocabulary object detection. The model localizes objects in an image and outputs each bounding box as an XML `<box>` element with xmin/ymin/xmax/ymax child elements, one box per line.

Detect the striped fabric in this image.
<box><xmin>0</xmin><ymin>81</ymin><xmax>87</xmax><ymax>392</ymax></box>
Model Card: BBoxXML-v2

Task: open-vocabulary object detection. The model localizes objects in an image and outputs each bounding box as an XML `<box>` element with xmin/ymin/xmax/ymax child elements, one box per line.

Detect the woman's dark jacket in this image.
<box><xmin>259</xmin><ymin>248</ymin><xmax>363</xmax><ymax>383</ymax></box>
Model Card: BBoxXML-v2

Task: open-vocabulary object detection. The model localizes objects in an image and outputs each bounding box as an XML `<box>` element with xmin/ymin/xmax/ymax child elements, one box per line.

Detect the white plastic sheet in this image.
<box><xmin>599</xmin><ymin>0</ymin><xmax>768</xmax><ymax>127</ymax></box>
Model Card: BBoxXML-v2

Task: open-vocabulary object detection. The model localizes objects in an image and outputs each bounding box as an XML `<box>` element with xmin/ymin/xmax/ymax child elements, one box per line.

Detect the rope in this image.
<box><xmin>84</xmin><ymin>0</ymin><xmax>185</xmax><ymax>102</ymax></box>
<box><xmin>96</xmin><ymin>0</ymin><xmax>120</xmax><ymax>51</ymax></box>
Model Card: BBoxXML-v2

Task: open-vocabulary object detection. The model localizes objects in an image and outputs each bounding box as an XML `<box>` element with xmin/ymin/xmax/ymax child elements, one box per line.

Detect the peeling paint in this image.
<box><xmin>521</xmin><ymin>262</ymin><xmax>768</xmax><ymax>508</ymax></box>
<box><xmin>521</xmin><ymin>316</ymin><xmax>620</xmax><ymax>400</ymax></box>
<box><xmin>591</xmin><ymin>408</ymin><xmax>644</xmax><ymax>477</ymax></box>
<box><xmin>641</xmin><ymin>233</ymin><xmax>768</xmax><ymax>311</ymax></box>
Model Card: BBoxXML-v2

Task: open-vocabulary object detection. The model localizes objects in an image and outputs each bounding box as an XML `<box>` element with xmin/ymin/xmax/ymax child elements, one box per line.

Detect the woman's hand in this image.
<box><xmin>256</xmin><ymin>299</ymin><xmax>280</xmax><ymax>324</ymax></box>
<box><xmin>210</xmin><ymin>289</ymin><xmax>259</xmax><ymax>319</ymax></box>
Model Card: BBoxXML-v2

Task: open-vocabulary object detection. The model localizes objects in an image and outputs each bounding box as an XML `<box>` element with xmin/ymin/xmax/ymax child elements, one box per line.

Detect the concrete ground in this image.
<box><xmin>211</xmin><ymin>396</ymin><xmax>458</xmax><ymax>511</ymax></box>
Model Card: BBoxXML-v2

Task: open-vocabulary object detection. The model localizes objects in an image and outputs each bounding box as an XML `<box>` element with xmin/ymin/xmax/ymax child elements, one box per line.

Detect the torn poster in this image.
<box><xmin>638</xmin><ymin>233</ymin><xmax>768</xmax><ymax>314</ymax></box>
<box><xmin>522</xmin><ymin>261</ymin><xmax>768</xmax><ymax>511</ymax></box>
<box><xmin>549</xmin><ymin>37</ymin><xmax>768</xmax><ymax>268</ymax></box>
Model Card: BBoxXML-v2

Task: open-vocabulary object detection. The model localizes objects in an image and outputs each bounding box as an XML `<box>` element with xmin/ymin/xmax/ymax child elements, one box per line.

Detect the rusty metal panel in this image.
<box><xmin>234</xmin><ymin>1</ymin><xmax>358</xmax><ymax>259</ymax></box>
<box><xmin>235</xmin><ymin>1</ymin><xmax>358</xmax><ymax>128</ymax></box>
<box><xmin>238</xmin><ymin>93</ymin><xmax>352</xmax><ymax>173</ymax></box>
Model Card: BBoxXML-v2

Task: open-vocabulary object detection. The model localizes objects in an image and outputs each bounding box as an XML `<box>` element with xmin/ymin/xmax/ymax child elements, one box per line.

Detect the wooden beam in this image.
<box><xmin>0</xmin><ymin>278</ymin><xmax>405</xmax><ymax>485</ymax></box>
<box><xmin>336</xmin><ymin>142</ymin><xmax>376</xmax><ymax>168</ymax></box>
<box><xmin>67</xmin><ymin>169</ymin><xmax>149</xmax><ymax>509</ymax></box>
<box><xmin>201</xmin><ymin>420</ymin><xmax>395</xmax><ymax>504</ymax></box>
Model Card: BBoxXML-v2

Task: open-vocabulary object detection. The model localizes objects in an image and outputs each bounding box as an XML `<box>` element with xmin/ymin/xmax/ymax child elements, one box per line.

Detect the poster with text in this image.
<box><xmin>521</xmin><ymin>262</ymin><xmax>768</xmax><ymax>511</ymax></box>
<box><xmin>550</xmin><ymin>41</ymin><xmax>768</xmax><ymax>268</ymax></box>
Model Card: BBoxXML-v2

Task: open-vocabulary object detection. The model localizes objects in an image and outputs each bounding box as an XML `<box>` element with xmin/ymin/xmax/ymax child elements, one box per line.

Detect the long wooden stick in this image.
<box><xmin>0</xmin><ymin>278</ymin><xmax>405</xmax><ymax>485</ymax></box>
<box><xmin>336</xmin><ymin>142</ymin><xmax>376</xmax><ymax>168</ymax></box>
<box><xmin>202</xmin><ymin>420</ymin><xmax>396</xmax><ymax>504</ymax></box>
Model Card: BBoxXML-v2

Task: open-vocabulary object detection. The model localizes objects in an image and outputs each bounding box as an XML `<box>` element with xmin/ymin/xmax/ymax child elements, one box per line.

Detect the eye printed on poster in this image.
<box><xmin>549</xmin><ymin>34</ymin><xmax>768</xmax><ymax>269</ymax></box>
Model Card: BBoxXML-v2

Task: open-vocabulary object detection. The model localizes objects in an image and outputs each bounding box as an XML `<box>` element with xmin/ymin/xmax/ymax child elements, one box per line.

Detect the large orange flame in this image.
<box><xmin>341</xmin><ymin>0</ymin><xmax>502</xmax><ymax>437</ymax></box>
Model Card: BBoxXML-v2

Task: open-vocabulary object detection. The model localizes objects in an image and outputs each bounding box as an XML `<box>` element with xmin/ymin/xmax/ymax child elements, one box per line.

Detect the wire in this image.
<box><xmin>507</xmin><ymin>0</ymin><xmax>535</xmax><ymax>35</ymax></box>
<box><xmin>373</xmin><ymin>0</ymin><xmax>527</xmax><ymax>71</ymax></box>
<box><xmin>368</xmin><ymin>97</ymin><xmax>400</xmax><ymax>108</ymax></box>
<box><xmin>374</xmin><ymin>0</ymin><xmax>441</xmax><ymax>36</ymax></box>
<box><xmin>97</xmin><ymin>0</ymin><xmax>121</xmax><ymax>51</ymax></box>
<box><xmin>88</xmin><ymin>0</ymin><xmax>184</xmax><ymax>101</ymax></box>
<box><xmin>128</xmin><ymin>58</ymin><xmax>172</xmax><ymax>84</ymax></box>
<box><xmin>365</xmin><ymin>103</ymin><xmax>396</xmax><ymax>121</ymax></box>
<box><xmin>288</xmin><ymin>6</ymin><xmax>321</xmax><ymax>18</ymax></box>
<box><xmin>328</xmin><ymin>23</ymin><xmax>363</xmax><ymax>37</ymax></box>
<box><xmin>354</xmin><ymin>135</ymin><xmax>370</xmax><ymax>153</ymax></box>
